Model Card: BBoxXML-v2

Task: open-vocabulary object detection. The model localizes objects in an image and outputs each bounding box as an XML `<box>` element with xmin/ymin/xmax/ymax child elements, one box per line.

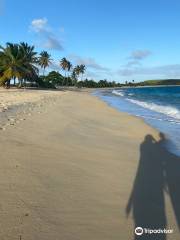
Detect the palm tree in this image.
<box><xmin>74</xmin><ymin>65</ymin><xmax>82</xmax><ymax>81</ymax></box>
<box><xmin>19</xmin><ymin>42</ymin><xmax>38</xmax><ymax>87</ymax></box>
<box><xmin>79</xmin><ymin>64</ymin><xmax>86</xmax><ymax>80</ymax></box>
<box><xmin>38</xmin><ymin>51</ymin><xmax>51</xmax><ymax>77</ymax></box>
<box><xmin>60</xmin><ymin>57</ymin><xmax>69</xmax><ymax>78</ymax></box>
<box><xmin>71</xmin><ymin>69</ymin><xmax>77</xmax><ymax>86</ymax></box>
<box><xmin>0</xmin><ymin>42</ymin><xmax>38</xmax><ymax>87</ymax></box>
<box><xmin>60</xmin><ymin>58</ymin><xmax>72</xmax><ymax>86</ymax></box>
<box><xmin>0</xmin><ymin>43</ymin><xmax>23</xmax><ymax>86</ymax></box>
<box><xmin>67</xmin><ymin>61</ymin><xmax>72</xmax><ymax>77</ymax></box>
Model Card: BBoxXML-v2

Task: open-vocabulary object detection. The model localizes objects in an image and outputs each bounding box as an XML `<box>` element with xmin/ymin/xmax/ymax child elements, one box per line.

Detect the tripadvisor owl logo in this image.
<box><xmin>134</xmin><ymin>227</ymin><xmax>173</xmax><ymax>236</ymax></box>
<box><xmin>135</xmin><ymin>227</ymin><xmax>143</xmax><ymax>236</ymax></box>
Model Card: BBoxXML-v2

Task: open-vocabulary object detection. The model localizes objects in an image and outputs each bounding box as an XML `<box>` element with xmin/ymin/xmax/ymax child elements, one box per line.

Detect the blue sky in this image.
<box><xmin>1</xmin><ymin>0</ymin><xmax>180</xmax><ymax>82</ymax></box>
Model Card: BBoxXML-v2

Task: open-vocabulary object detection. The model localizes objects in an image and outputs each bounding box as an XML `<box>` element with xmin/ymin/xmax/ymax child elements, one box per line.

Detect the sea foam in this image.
<box><xmin>126</xmin><ymin>98</ymin><xmax>180</xmax><ymax>121</ymax></box>
<box><xmin>112</xmin><ymin>90</ymin><xmax>124</xmax><ymax>97</ymax></box>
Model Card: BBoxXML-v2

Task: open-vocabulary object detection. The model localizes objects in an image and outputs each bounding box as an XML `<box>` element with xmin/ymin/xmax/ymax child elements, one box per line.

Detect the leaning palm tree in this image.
<box><xmin>0</xmin><ymin>43</ymin><xmax>23</xmax><ymax>86</ymax></box>
<box><xmin>0</xmin><ymin>42</ymin><xmax>38</xmax><ymax>87</ymax></box>
<box><xmin>38</xmin><ymin>51</ymin><xmax>51</xmax><ymax>77</ymax></box>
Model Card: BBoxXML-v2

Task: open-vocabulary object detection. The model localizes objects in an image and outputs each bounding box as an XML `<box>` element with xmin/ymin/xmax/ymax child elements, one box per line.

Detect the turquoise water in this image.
<box><xmin>94</xmin><ymin>86</ymin><xmax>180</xmax><ymax>156</ymax></box>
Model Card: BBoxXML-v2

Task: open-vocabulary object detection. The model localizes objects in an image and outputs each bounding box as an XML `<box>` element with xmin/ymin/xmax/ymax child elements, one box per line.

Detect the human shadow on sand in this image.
<box><xmin>126</xmin><ymin>133</ymin><xmax>180</xmax><ymax>240</ymax></box>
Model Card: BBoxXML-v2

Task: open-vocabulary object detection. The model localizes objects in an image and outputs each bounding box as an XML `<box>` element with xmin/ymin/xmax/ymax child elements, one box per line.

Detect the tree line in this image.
<box><xmin>0</xmin><ymin>42</ymin><xmax>126</xmax><ymax>88</ymax></box>
<box><xmin>39</xmin><ymin>71</ymin><xmax>123</xmax><ymax>88</ymax></box>
<box><xmin>3</xmin><ymin>42</ymin><xmax>171</xmax><ymax>89</ymax></box>
<box><xmin>0</xmin><ymin>41</ymin><xmax>126</xmax><ymax>89</ymax></box>
<box><xmin>0</xmin><ymin>42</ymin><xmax>87</xmax><ymax>88</ymax></box>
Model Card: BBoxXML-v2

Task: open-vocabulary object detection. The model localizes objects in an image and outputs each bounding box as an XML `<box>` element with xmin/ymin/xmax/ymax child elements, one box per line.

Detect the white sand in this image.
<box><xmin>0</xmin><ymin>89</ymin><xmax>179</xmax><ymax>239</ymax></box>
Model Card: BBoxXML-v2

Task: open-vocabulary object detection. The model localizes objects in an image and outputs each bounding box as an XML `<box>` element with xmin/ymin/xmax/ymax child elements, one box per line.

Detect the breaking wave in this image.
<box><xmin>126</xmin><ymin>98</ymin><xmax>180</xmax><ymax>121</ymax></box>
<box><xmin>112</xmin><ymin>90</ymin><xmax>124</xmax><ymax>97</ymax></box>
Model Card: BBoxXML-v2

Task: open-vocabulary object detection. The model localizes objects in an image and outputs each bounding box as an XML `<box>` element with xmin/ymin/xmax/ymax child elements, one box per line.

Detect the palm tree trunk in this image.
<box><xmin>7</xmin><ymin>79</ymin><xmax>10</xmax><ymax>89</ymax></box>
<box><xmin>43</xmin><ymin>67</ymin><xmax>45</xmax><ymax>78</ymax></box>
<box><xmin>65</xmin><ymin>71</ymin><xmax>67</xmax><ymax>86</ymax></box>
<box><xmin>62</xmin><ymin>71</ymin><xmax>66</xmax><ymax>86</ymax></box>
<box><xmin>66</xmin><ymin>71</ymin><xmax>68</xmax><ymax>86</ymax></box>
<box><xmin>18</xmin><ymin>79</ymin><xmax>22</xmax><ymax>88</ymax></box>
<box><xmin>24</xmin><ymin>79</ymin><xmax>26</xmax><ymax>89</ymax></box>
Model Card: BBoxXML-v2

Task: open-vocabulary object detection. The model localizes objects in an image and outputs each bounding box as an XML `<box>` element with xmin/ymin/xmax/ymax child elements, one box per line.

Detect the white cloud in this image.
<box><xmin>30</xmin><ymin>18</ymin><xmax>48</xmax><ymax>33</ymax></box>
<box><xmin>30</xmin><ymin>18</ymin><xmax>64</xmax><ymax>51</ymax></box>
<box><xmin>117</xmin><ymin>64</ymin><xmax>180</xmax><ymax>78</ymax></box>
<box><xmin>69</xmin><ymin>54</ymin><xmax>109</xmax><ymax>71</ymax></box>
<box><xmin>84</xmin><ymin>70</ymin><xmax>100</xmax><ymax>79</ymax></box>
<box><xmin>130</xmin><ymin>49</ymin><xmax>151</xmax><ymax>60</ymax></box>
<box><xmin>117</xmin><ymin>49</ymin><xmax>152</xmax><ymax>78</ymax></box>
<box><xmin>49</xmin><ymin>60</ymin><xmax>61</xmax><ymax>71</ymax></box>
<box><xmin>125</xmin><ymin>60</ymin><xmax>141</xmax><ymax>67</ymax></box>
<box><xmin>44</xmin><ymin>36</ymin><xmax>63</xmax><ymax>50</ymax></box>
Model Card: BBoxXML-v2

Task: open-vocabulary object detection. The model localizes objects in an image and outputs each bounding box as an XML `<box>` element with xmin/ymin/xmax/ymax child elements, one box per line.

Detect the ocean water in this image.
<box><xmin>94</xmin><ymin>86</ymin><xmax>180</xmax><ymax>156</ymax></box>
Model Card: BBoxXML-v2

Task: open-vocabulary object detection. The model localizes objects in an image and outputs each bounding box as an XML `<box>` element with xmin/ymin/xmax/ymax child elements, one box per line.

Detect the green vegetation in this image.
<box><xmin>38</xmin><ymin>51</ymin><xmax>52</xmax><ymax>77</ymax></box>
<box><xmin>123</xmin><ymin>79</ymin><xmax>180</xmax><ymax>87</ymax></box>
<box><xmin>0</xmin><ymin>42</ymin><xmax>88</xmax><ymax>89</ymax></box>
<box><xmin>60</xmin><ymin>58</ymin><xmax>71</xmax><ymax>79</ymax></box>
<box><xmin>0</xmin><ymin>41</ymin><xmax>123</xmax><ymax>89</ymax></box>
<box><xmin>38</xmin><ymin>71</ymin><xmax>122</xmax><ymax>88</ymax></box>
<box><xmin>0</xmin><ymin>42</ymin><xmax>38</xmax><ymax>88</ymax></box>
<box><xmin>76</xmin><ymin>79</ymin><xmax>122</xmax><ymax>88</ymax></box>
<box><xmin>1</xmin><ymin>42</ymin><xmax>180</xmax><ymax>89</ymax></box>
<box><xmin>134</xmin><ymin>79</ymin><xmax>180</xmax><ymax>86</ymax></box>
<box><xmin>74</xmin><ymin>64</ymin><xmax>86</xmax><ymax>81</ymax></box>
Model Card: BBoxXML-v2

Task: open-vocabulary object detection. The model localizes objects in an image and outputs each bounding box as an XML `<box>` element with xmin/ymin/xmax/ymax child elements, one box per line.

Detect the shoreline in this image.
<box><xmin>0</xmin><ymin>89</ymin><xmax>179</xmax><ymax>239</ymax></box>
<box><xmin>0</xmin><ymin>87</ymin><xmax>162</xmax><ymax>139</ymax></box>
<box><xmin>94</xmin><ymin>88</ymin><xmax>180</xmax><ymax>157</ymax></box>
<box><xmin>0</xmin><ymin>87</ymin><xmax>178</xmax><ymax>156</ymax></box>
<box><xmin>0</xmin><ymin>87</ymin><xmax>177</xmax><ymax>157</ymax></box>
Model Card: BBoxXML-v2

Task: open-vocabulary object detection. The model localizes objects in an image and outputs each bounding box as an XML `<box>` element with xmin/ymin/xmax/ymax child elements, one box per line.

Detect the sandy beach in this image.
<box><xmin>0</xmin><ymin>89</ymin><xmax>179</xmax><ymax>240</ymax></box>
<box><xmin>0</xmin><ymin>88</ymin><xmax>65</xmax><ymax>130</ymax></box>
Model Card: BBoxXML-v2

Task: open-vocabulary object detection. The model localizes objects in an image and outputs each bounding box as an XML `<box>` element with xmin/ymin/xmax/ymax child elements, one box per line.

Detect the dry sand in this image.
<box><xmin>0</xmin><ymin>88</ymin><xmax>61</xmax><ymax>111</ymax></box>
<box><xmin>0</xmin><ymin>88</ymin><xmax>63</xmax><ymax>130</ymax></box>
<box><xmin>0</xmin><ymin>89</ymin><xmax>179</xmax><ymax>239</ymax></box>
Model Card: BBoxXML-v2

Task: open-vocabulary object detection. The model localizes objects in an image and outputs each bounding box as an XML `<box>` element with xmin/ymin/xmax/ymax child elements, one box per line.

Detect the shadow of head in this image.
<box><xmin>144</xmin><ymin>134</ymin><xmax>156</xmax><ymax>143</ymax></box>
